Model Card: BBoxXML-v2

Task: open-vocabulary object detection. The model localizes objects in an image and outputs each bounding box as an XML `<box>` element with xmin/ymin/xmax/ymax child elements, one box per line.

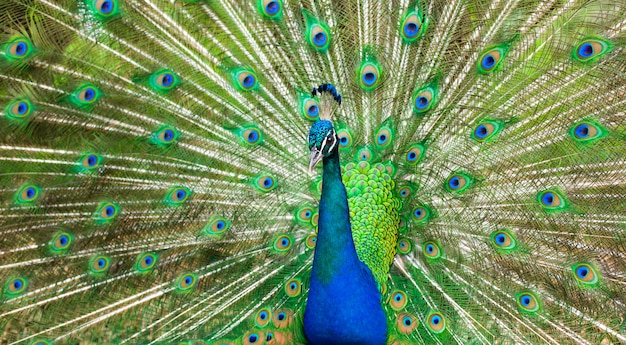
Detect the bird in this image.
<box><xmin>0</xmin><ymin>0</ymin><xmax>625</xmax><ymax>344</ymax></box>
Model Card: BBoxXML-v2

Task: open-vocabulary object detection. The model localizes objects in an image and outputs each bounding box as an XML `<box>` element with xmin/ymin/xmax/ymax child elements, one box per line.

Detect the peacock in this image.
<box><xmin>1</xmin><ymin>0</ymin><xmax>625</xmax><ymax>344</ymax></box>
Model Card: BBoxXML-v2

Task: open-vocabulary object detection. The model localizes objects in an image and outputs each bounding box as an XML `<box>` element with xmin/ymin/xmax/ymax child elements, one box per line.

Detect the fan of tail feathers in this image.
<box><xmin>1</xmin><ymin>0</ymin><xmax>626</xmax><ymax>344</ymax></box>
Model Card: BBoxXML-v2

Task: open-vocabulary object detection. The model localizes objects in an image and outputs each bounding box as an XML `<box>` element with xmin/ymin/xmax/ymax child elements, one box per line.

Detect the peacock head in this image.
<box><xmin>308</xmin><ymin>120</ymin><xmax>338</xmax><ymax>172</ymax></box>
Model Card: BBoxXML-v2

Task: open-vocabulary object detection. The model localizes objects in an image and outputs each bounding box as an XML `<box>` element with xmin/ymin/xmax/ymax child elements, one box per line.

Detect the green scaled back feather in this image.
<box><xmin>1</xmin><ymin>0</ymin><xmax>625</xmax><ymax>344</ymax></box>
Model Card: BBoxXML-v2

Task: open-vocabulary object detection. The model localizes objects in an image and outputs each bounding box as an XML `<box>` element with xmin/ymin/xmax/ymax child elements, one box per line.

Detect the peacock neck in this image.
<box><xmin>312</xmin><ymin>149</ymin><xmax>358</xmax><ymax>283</ymax></box>
<box><xmin>304</xmin><ymin>148</ymin><xmax>387</xmax><ymax>345</ymax></box>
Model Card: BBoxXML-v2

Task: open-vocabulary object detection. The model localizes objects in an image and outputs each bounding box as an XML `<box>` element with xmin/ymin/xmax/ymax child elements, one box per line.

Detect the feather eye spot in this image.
<box><xmin>423</xmin><ymin>241</ymin><xmax>441</xmax><ymax>259</ymax></box>
<box><xmin>405</xmin><ymin>144</ymin><xmax>425</xmax><ymax>165</ymax></box>
<box><xmin>204</xmin><ymin>217</ymin><xmax>231</xmax><ymax>237</ymax></box>
<box><xmin>411</xmin><ymin>205</ymin><xmax>431</xmax><ymax>223</ymax></box>
<box><xmin>50</xmin><ymin>232</ymin><xmax>73</xmax><ymax>253</ymax></box>
<box><xmin>427</xmin><ymin>312</ymin><xmax>446</xmax><ymax>333</ymax></box>
<box><xmin>136</xmin><ymin>253</ymin><xmax>157</xmax><ymax>272</ymax></box>
<box><xmin>285</xmin><ymin>278</ymin><xmax>301</xmax><ymax>297</ymax></box>
<box><xmin>273</xmin><ymin>234</ymin><xmax>293</xmax><ymax>252</ymax></box>
<box><xmin>5</xmin><ymin>98</ymin><xmax>34</xmax><ymax>120</ymax></box>
<box><xmin>399</xmin><ymin>187</ymin><xmax>410</xmax><ymax>198</ymax></box>
<box><xmin>396</xmin><ymin>313</ymin><xmax>418</xmax><ymax>334</ymax></box>
<box><xmin>6</xmin><ymin>277</ymin><xmax>28</xmax><ymax>295</ymax></box>
<box><xmin>265</xmin><ymin>1</ymin><xmax>279</xmax><ymax>15</ymax></box>
<box><xmin>245</xmin><ymin>128</ymin><xmax>261</xmax><ymax>144</ymax></box>
<box><xmin>572</xmin><ymin>263</ymin><xmax>599</xmax><ymax>285</ymax></box>
<box><xmin>516</xmin><ymin>291</ymin><xmax>540</xmax><ymax>313</ymax></box>
<box><xmin>445</xmin><ymin>172</ymin><xmax>472</xmax><ymax>193</ymax></box>
<box><xmin>375</xmin><ymin>127</ymin><xmax>392</xmax><ymax>148</ymax></box>
<box><xmin>95</xmin><ymin>202</ymin><xmax>119</xmax><ymax>223</ymax></box>
<box><xmin>478</xmin><ymin>48</ymin><xmax>504</xmax><ymax>73</ymax></box>
<box><xmin>16</xmin><ymin>184</ymin><xmax>40</xmax><ymax>203</ymax></box>
<box><xmin>254</xmin><ymin>174</ymin><xmax>277</xmax><ymax>192</ymax></box>
<box><xmin>490</xmin><ymin>230</ymin><xmax>517</xmax><ymax>251</ymax></box>
<box><xmin>390</xmin><ymin>290</ymin><xmax>408</xmax><ymax>310</ymax></box>
<box><xmin>337</xmin><ymin>130</ymin><xmax>352</xmax><ymax>148</ymax></box>
<box><xmin>255</xmin><ymin>308</ymin><xmax>271</xmax><ymax>327</ymax></box>
<box><xmin>313</xmin><ymin>31</ymin><xmax>327</xmax><ymax>47</ymax></box>
<box><xmin>574</xmin><ymin>39</ymin><xmax>610</xmax><ymax>62</ymax></box>
<box><xmin>397</xmin><ymin>238</ymin><xmax>412</xmax><ymax>254</ymax></box>
<box><xmin>95</xmin><ymin>0</ymin><xmax>115</xmax><ymax>15</ymax></box>
<box><xmin>5</xmin><ymin>38</ymin><xmax>33</xmax><ymax>60</ymax></box>
<box><xmin>305</xmin><ymin>234</ymin><xmax>317</xmax><ymax>249</ymax></box>
<box><xmin>415</xmin><ymin>96</ymin><xmax>429</xmax><ymax>109</ymax></box>
<box><xmin>176</xmin><ymin>273</ymin><xmax>197</xmax><ymax>292</ymax></box>
<box><xmin>404</xmin><ymin>22</ymin><xmax>418</xmax><ymax>37</ymax></box>
<box><xmin>90</xmin><ymin>255</ymin><xmax>111</xmax><ymax>274</ymax></box>
<box><xmin>537</xmin><ymin>189</ymin><xmax>567</xmax><ymax>211</ymax></box>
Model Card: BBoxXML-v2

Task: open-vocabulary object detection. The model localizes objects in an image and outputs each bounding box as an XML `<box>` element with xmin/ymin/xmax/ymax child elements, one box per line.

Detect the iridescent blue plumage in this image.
<box><xmin>304</xmin><ymin>117</ymin><xmax>387</xmax><ymax>344</ymax></box>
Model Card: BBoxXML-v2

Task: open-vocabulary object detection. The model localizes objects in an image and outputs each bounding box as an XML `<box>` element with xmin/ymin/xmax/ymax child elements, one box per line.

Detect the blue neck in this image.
<box><xmin>303</xmin><ymin>150</ymin><xmax>387</xmax><ymax>345</ymax></box>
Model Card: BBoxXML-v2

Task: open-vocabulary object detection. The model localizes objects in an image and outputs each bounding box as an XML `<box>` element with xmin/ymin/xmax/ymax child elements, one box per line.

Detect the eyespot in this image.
<box><xmin>16</xmin><ymin>183</ymin><xmax>40</xmax><ymax>204</ymax></box>
<box><xmin>50</xmin><ymin>232</ymin><xmax>73</xmax><ymax>253</ymax></box>
<box><xmin>258</xmin><ymin>0</ymin><xmax>282</xmax><ymax>19</ymax></box>
<box><xmin>240</xmin><ymin>127</ymin><xmax>263</xmax><ymax>146</ymax></box>
<box><xmin>95</xmin><ymin>202</ymin><xmax>119</xmax><ymax>224</ymax></box>
<box><xmin>516</xmin><ymin>291</ymin><xmax>540</xmax><ymax>314</ymax></box>
<box><xmin>203</xmin><ymin>216</ymin><xmax>231</xmax><ymax>237</ymax></box>
<box><xmin>472</xmin><ymin>120</ymin><xmax>503</xmax><ymax>142</ymax></box>
<box><xmin>356</xmin><ymin>147</ymin><xmax>372</xmax><ymax>162</ymax></box>
<box><xmin>234</xmin><ymin>69</ymin><xmax>258</xmax><ymax>91</ymax></box>
<box><xmin>309</xmin><ymin>25</ymin><xmax>329</xmax><ymax>50</ymax></box>
<box><xmin>574</xmin><ymin>38</ymin><xmax>611</xmax><ymax>63</ymax></box>
<box><xmin>149</xmin><ymin>69</ymin><xmax>178</xmax><ymax>92</ymax></box>
<box><xmin>569</xmin><ymin>120</ymin><xmax>606</xmax><ymax>143</ymax></box>
<box><xmin>411</xmin><ymin>205</ymin><xmax>431</xmax><ymax>224</ymax></box>
<box><xmin>300</xmin><ymin>97</ymin><xmax>320</xmax><ymax>121</ymax></box>
<box><xmin>243</xmin><ymin>331</ymin><xmax>264</xmax><ymax>345</ymax></box>
<box><xmin>254</xmin><ymin>174</ymin><xmax>277</xmax><ymax>192</ymax></box>
<box><xmin>71</xmin><ymin>84</ymin><xmax>101</xmax><ymax>107</ymax></box>
<box><xmin>423</xmin><ymin>241</ymin><xmax>441</xmax><ymax>259</ymax></box>
<box><xmin>490</xmin><ymin>229</ymin><xmax>517</xmax><ymax>251</ymax></box>
<box><xmin>303</xmin><ymin>10</ymin><xmax>331</xmax><ymax>52</ymax></box>
<box><xmin>150</xmin><ymin>126</ymin><xmax>179</xmax><ymax>146</ymax></box>
<box><xmin>89</xmin><ymin>255</ymin><xmax>111</xmax><ymax>274</ymax></box>
<box><xmin>135</xmin><ymin>253</ymin><xmax>158</xmax><ymax>273</ymax></box>
<box><xmin>5</xmin><ymin>277</ymin><xmax>28</xmax><ymax>296</ymax></box>
<box><xmin>166</xmin><ymin>186</ymin><xmax>191</xmax><ymax>205</ymax></box>
<box><xmin>4</xmin><ymin>37</ymin><xmax>33</xmax><ymax>60</ymax></box>
<box><xmin>413</xmin><ymin>85</ymin><xmax>437</xmax><ymax>114</ymax></box>
<box><xmin>304</xmin><ymin>234</ymin><xmax>317</xmax><ymax>249</ymax></box>
<box><xmin>374</xmin><ymin>128</ymin><xmax>393</xmax><ymax>152</ymax></box>
<box><xmin>398</xmin><ymin>187</ymin><xmax>411</xmax><ymax>199</ymax></box>
<box><xmin>175</xmin><ymin>272</ymin><xmax>197</xmax><ymax>292</ymax></box>
<box><xmin>405</xmin><ymin>143</ymin><xmax>425</xmax><ymax>165</ymax></box>
<box><xmin>427</xmin><ymin>311</ymin><xmax>446</xmax><ymax>333</ymax></box>
<box><xmin>390</xmin><ymin>290</ymin><xmax>408</xmax><ymax>310</ymax></box>
<box><xmin>255</xmin><ymin>307</ymin><xmax>271</xmax><ymax>327</ymax></box>
<box><xmin>477</xmin><ymin>46</ymin><xmax>506</xmax><ymax>74</ymax></box>
<box><xmin>79</xmin><ymin>152</ymin><xmax>102</xmax><ymax>170</ymax></box>
<box><xmin>572</xmin><ymin>262</ymin><xmax>600</xmax><ymax>286</ymax></box>
<box><xmin>397</xmin><ymin>238</ymin><xmax>412</xmax><ymax>255</ymax></box>
<box><xmin>272</xmin><ymin>309</ymin><xmax>293</xmax><ymax>328</ymax></box>
<box><xmin>5</xmin><ymin>98</ymin><xmax>34</xmax><ymax>120</ymax></box>
<box><xmin>273</xmin><ymin>234</ymin><xmax>293</xmax><ymax>253</ymax></box>
<box><xmin>283</xmin><ymin>278</ymin><xmax>302</xmax><ymax>297</ymax></box>
<box><xmin>337</xmin><ymin>129</ymin><xmax>353</xmax><ymax>149</ymax></box>
<box><xmin>359</xmin><ymin>62</ymin><xmax>381</xmax><ymax>90</ymax></box>
<box><xmin>295</xmin><ymin>206</ymin><xmax>314</xmax><ymax>225</ymax></box>
<box><xmin>445</xmin><ymin>172</ymin><xmax>473</xmax><ymax>194</ymax></box>
<box><xmin>90</xmin><ymin>0</ymin><xmax>119</xmax><ymax>18</ymax></box>
<box><xmin>400</xmin><ymin>10</ymin><xmax>426</xmax><ymax>43</ymax></box>
<box><xmin>537</xmin><ymin>189</ymin><xmax>567</xmax><ymax>212</ymax></box>
<box><xmin>396</xmin><ymin>313</ymin><xmax>418</xmax><ymax>334</ymax></box>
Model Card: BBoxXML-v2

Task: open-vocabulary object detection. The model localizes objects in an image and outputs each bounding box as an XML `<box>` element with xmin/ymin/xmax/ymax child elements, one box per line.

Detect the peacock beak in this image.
<box><xmin>309</xmin><ymin>147</ymin><xmax>323</xmax><ymax>173</ymax></box>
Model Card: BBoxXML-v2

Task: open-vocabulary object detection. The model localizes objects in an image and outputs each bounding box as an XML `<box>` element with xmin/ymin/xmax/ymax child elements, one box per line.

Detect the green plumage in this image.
<box><xmin>0</xmin><ymin>0</ymin><xmax>625</xmax><ymax>344</ymax></box>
